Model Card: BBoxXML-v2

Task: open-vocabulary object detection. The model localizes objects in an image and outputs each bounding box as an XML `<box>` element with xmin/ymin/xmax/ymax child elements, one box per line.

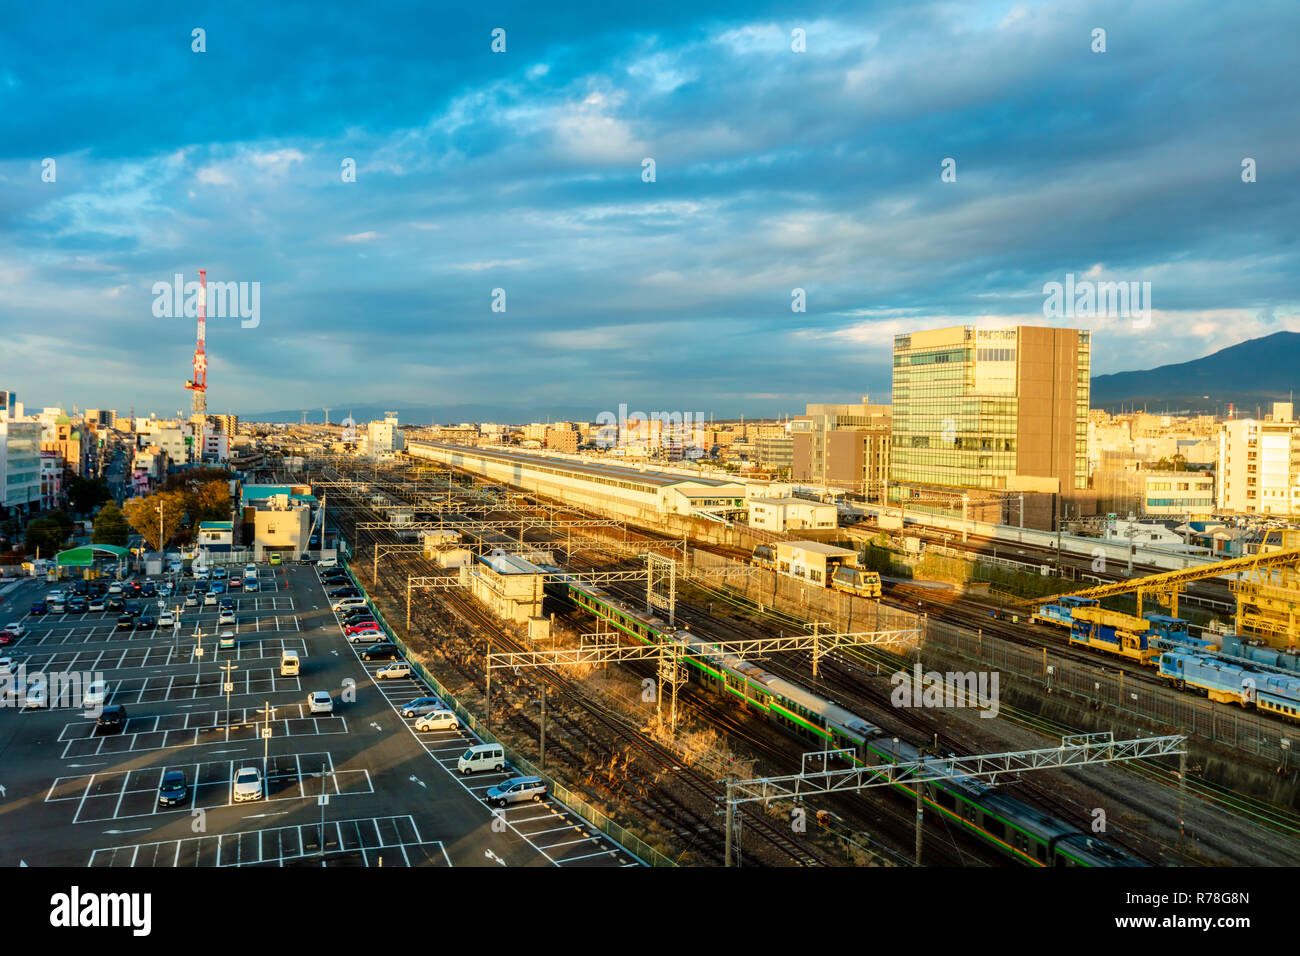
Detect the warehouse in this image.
<box><xmin>407</xmin><ymin>442</ymin><xmax>747</xmax><ymax>522</ymax></box>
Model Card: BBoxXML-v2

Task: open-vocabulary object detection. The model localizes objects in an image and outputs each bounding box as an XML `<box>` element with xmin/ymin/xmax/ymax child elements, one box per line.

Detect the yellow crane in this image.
<box><xmin>1015</xmin><ymin>530</ymin><xmax>1300</xmax><ymax>648</ymax></box>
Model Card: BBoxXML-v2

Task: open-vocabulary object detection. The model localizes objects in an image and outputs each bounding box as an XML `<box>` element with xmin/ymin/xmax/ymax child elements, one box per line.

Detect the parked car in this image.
<box><xmin>228</xmin><ymin>576</ymin><xmax>243</xmax><ymax>590</ymax></box>
<box><xmin>218</xmin><ymin>610</ymin><xmax>236</xmax><ymax>626</ymax></box>
<box><xmin>24</xmin><ymin>680</ymin><xmax>47</xmax><ymax>709</ymax></box>
<box><xmin>29</xmin><ymin>601</ymin><xmax>47</xmax><ymax>616</ymax></box>
<box><xmin>399</xmin><ymin>696</ymin><xmax>443</xmax><ymax>717</ymax></box>
<box><xmin>307</xmin><ymin>691</ymin><xmax>333</xmax><ymax>715</ymax></box>
<box><xmin>232</xmin><ymin>767</ymin><xmax>263</xmax><ymax>802</ymax></box>
<box><xmin>108</xmin><ymin>597</ymin><xmax>125</xmax><ymax>611</ymax></box>
<box><xmin>344</xmin><ymin>621</ymin><xmax>380</xmax><ymax>635</ymax></box>
<box><xmin>138</xmin><ymin>614</ymin><xmax>156</xmax><ymax>629</ymax></box>
<box><xmin>244</xmin><ymin>579</ymin><xmax>260</xmax><ymax>592</ymax></box>
<box><xmin>123</xmin><ymin>601</ymin><xmax>142</xmax><ymax>616</ymax></box>
<box><xmin>88</xmin><ymin>597</ymin><xmax>107</xmax><ymax>612</ymax></box>
<box><xmin>83</xmin><ymin>680</ymin><xmax>108</xmax><ymax>707</ymax></box>
<box><xmin>159</xmin><ymin>611</ymin><xmax>174</xmax><ymax>627</ymax></box>
<box><xmin>157</xmin><ymin>770</ymin><xmax>189</xmax><ymax>807</ymax></box>
<box><xmin>67</xmin><ymin>598</ymin><xmax>88</xmax><ymax>614</ymax></box>
<box><xmin>203</xmin><ymin>593</ymin><xmax>217</xmax><ymax>606</ymax></box>
<box><xmin>414</xmin><ymin>710</ymin><xmax>459</xmax><ymax>732</ymax></box>
<box><xmin>3</xmin><ymin>623</ymin><xmax>26</xmax><ymax>639</ymax></box>
<box><xmin>116</xmin><ymin>614</ymin><xmax>135</xmax><ymax>630</ymax></box>
<box><xmin>268</xmin><ymin>553</ymin><xmax>281</xmax><ymax>566</ymax></box>
<box><xmin>184</xmin><ymin>593</ymin><xmax>199</xmax><ymax>607</ymax></box>
<box><xmin>347</xmin><ymin>630</ymin><xmax>385</xmax><ymax>644</ymax></box>
<box><xmin>332</xmin><ymin>598</ymin><xmax>366</xmax><ymax>612</ymax></box>
<box><xmin>218</xmin><ymin>632</ymin><xmax>236</xmax><ymax>649</ymax></box>
<box><xmin>485</xmin><ymin>776</ymin><xmax>548</xmax><ymax>808</ymax></box>
<box><xmin>96</xmin><ymin>704</ymin><xmax>128</xmax><ymax>733</ymax></box>
<box><xmin>361</xmin><ymin>644</ymin><xmax>402</xmax><ymax>663</ymax></box>
<box><xmin>329</xmin><ymin>587</ymin><xmax>360</xmax><ymax>599</ymax></box>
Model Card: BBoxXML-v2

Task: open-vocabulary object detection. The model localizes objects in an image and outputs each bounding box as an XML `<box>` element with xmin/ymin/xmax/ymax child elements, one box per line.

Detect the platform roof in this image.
<box><xmin>415</xmin><ymin>443</ymin><xmax>744</xmax><ymax>493</ymax></box>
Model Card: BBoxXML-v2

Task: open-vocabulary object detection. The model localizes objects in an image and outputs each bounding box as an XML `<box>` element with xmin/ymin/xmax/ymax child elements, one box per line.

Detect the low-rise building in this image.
<box><xmin>747</xmin><ymin>497</ymin><xmax>838</xmax><ymax>533</ymax></box>
<box><xmin>773</xmin><ymin>540</ymin><xmax>859</xmax><ymax>586</ymax></box>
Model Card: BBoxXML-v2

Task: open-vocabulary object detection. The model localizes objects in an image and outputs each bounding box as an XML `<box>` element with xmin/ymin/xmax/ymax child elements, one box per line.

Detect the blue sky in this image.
<box><xmin>1</xmin><ymin>0</ymin><xmax>1297</xmax><ymax>421</ymax></box>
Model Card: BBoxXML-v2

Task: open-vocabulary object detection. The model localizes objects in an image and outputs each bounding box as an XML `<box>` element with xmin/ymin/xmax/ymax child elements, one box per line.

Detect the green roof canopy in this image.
<box><xmin>55</xmin><ymin>544</ymin><xmax>130</xmax><ymax>567</ymax></box>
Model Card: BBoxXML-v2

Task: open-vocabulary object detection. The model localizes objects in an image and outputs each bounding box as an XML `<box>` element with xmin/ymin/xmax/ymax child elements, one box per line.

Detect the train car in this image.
<box><xmin>1031</xmin><ymin>595</ymin><xmax>1098</xmax><ymax>628</ymax></box>
<box><xmin>751</xmin><ymin>544</ymin><xmax>776</xmax><ymax>570</ymax></box>
<box><xmin>831</xmin><ymin>565</ymin><xmax>882</xmax><ymax>598</ymax></box>
<box><xmin>1069</xmin><ymin>607</ymin><xmax>1158</xmax><ymax>665</ymax></box>
<box><xmin>1157</xmin><ymin>650</ymin><xmax>1257</xmax><ymax>706</ymax></box>
<box><xmin>555</xmin><ymin>574</ymin><xmax>1143</xmax><ymax>866</ymax></box>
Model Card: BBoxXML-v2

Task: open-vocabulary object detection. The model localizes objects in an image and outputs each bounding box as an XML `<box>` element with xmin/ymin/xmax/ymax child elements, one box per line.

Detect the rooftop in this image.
<box><xmin>775</xmin><ymin>541</ymin><xmax>858</xmax><ymax>557</ymax></box>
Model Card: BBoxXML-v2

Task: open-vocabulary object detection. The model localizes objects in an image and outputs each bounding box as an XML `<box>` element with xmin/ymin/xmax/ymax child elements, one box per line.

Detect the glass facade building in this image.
<box><xmin>889</xmin><ymin>326</ymin><xmax>1089</xmax><ymax>501</ymax></box>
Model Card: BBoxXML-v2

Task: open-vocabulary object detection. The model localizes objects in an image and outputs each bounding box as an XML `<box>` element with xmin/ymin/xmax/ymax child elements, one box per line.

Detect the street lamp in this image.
<box><xmin>219</xmin><ymin>662</ymin><xmax>238</xmax><ymax>737</ymax></box>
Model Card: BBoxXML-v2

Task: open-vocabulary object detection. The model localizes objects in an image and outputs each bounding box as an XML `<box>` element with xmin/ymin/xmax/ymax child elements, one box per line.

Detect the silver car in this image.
<box><xmin>485</xmin><ymin>776</ymin><xmax>548</xmax><ymax>808</ymax></box>
<box><xmin>399</xmin><ymin>697</ymin><xmax>443</xmax><ymax>718</ymax></box>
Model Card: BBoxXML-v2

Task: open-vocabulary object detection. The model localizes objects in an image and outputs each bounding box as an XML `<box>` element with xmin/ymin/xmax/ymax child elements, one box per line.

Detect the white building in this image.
<box><xmin>0</xmin><ymin>409</ymin><xmax>42</xmax><ymax>512</ymax></box>
<box><xmin>365</xmin><ymin>415</ymin><xmax>405</xmax><ymax>455</ymax></box>
<box><xmin>1142</xmin><ymin>472</ymin><xmax>1215</xmax><ymax>517</ymax></box>
<box><xmin>1217</xmin><ymin>403</ymin><xmax>1300</xmax><ymax>515</ymax></box>
<box><xmin>747</xmin><ymin>497</ymin><xmax>838</xmax><ymax>532</ymax></box>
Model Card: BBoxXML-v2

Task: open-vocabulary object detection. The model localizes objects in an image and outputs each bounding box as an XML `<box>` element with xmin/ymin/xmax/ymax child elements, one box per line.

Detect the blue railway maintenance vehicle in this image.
<box><xmin>551</xmin><ymin>573</ymin><xmax>1146</xmax><ymax>866</ymax></box>
<box><xmin>1068</xmin><ymin>607</ymin><xmax>1160</xmax><ymax>665</ymax></box>
<box><xmin>1031</xmin><ymin>595</ymin><xmax>1099</xmax><ymax>628</ymax></box>
<box><xmin>1158</xmin><ymin>648</ymin><xmax>1300</xmax><ymax>720</ymax></box>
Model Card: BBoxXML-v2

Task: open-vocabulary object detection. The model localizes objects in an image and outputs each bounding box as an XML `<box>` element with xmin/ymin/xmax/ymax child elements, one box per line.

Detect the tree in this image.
<box><xmin>24</xmin><ymin>518</ymin><xmax>68</xmax><ymax>557</ymax></box>
<box><xmin>91</xmin><ymin>502</ymin><xmax>130</xmax><ymax>548</ymax></box>
<box><xmin>122</xmin><ymin>491</ymin><xmax>188</xmax><ymax>553</ymax></box>
<box><xmin>190</xmin><ymin>479</ymin><xmax>232</xmax><ymax>523</ymax></box>
<box><xmin>66</xmin><ymin>476</ymin><xmax>110</xmax><ymax>515</ymax></box>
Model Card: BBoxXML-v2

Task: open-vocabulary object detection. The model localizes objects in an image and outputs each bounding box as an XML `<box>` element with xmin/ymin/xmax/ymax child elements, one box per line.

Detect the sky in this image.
<box><xmin>1</xmin><ymin>0</ymin><xmax>1298</xmax><ymax>422</ymax></box>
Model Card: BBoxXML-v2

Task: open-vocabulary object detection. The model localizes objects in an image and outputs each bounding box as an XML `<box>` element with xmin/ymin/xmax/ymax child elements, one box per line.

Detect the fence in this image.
<box><xmin>342</xmin><ymin>562</ymin><xmax>674</xmax><ymax>867</ymax></box>
<box><xmin>687</xmin><ymin>548</ymin><xmax>1292</xmax><ymax>766</ymax></box>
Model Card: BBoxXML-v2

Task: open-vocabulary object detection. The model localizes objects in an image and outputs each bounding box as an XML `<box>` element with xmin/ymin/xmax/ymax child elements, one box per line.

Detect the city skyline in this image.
<box><xmin>3</xmin><ymin>1</ymin><xmax>1298</xmax><ymax>415</ymax></box>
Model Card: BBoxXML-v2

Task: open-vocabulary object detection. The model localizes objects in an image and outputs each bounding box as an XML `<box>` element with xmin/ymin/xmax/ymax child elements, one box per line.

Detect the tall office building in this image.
<box><xmin>889</xmin><ymin>326</ymin><xmax>1089</xmax><ymax>527</ymax></box>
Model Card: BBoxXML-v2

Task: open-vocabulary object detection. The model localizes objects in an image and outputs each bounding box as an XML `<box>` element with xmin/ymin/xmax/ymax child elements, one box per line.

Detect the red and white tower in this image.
<box><xmin>184</xmin><ymin>268</ymin><xmax>208</xmax><ymax>414</ymax></box>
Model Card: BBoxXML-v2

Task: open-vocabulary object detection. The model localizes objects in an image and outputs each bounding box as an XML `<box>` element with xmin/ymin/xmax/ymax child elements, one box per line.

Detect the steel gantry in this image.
<box><xmin>484</xmin><ymin>626</ymin><xmax>920</xmax><ymax>732</ymax></box>
<box><xmin>404</xmin><ymin>574</ymin><xmax>461</xmax><ymax>627</ymax></box>
<box><xmin>719</xmin><ymin>731</ymin><xmax>1188</xmax><ymax>866</ymax></box>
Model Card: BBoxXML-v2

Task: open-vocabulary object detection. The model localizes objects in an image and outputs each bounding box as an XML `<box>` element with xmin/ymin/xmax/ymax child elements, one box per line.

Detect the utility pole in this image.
<box><xmin>220</xmin><ymin>662</ymin><xmax>238</xmax><ymax>738</ymax></box>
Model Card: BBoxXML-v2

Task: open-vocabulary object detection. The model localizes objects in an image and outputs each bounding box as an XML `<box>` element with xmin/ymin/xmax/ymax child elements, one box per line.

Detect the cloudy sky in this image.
<box><xmin>1</xmin><ymin>0</ymin><xmax>1297</xmax><ymax>421</ymax></box>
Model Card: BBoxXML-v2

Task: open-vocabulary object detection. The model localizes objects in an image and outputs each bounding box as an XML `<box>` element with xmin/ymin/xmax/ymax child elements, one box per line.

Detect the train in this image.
<box><xmin>1158</xmin><ymin>649</ymin><xmax>1300</xmax><ymax>720</ymax></box>
<box><xmin>750</xmin><ymin>546</ymin><xmax>882</xmax><ymax>599</ymax></box>
<box><xmin>1031</xmin><ymin>595</ymin><xmax>1098</xmax><ymax>628</ymax></box>
<box><xmin>549</xmin><ymin>572</ymin><xmax>1145</xmax><ymax>867</ymax></box>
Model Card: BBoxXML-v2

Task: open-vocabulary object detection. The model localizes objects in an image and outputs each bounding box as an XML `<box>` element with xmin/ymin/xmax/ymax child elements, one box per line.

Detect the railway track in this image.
<box><xmin>321</xmin><ymin>467</ymin><xmax>837</xmax><ymax>866</ymax></box>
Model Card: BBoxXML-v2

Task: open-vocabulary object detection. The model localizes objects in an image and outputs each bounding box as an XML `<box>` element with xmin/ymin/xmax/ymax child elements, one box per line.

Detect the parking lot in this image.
<box><xmin>0</xmin><ymin>562</ymin><xmax>642</xmax><ymax>867</ymax></box>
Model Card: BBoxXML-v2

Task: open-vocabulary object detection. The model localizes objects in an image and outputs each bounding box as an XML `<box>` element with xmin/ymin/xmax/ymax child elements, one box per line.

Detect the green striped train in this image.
<box><xmin>552</xmin><ymin>574</ymin><xmax>1145</xmax><ymax>868</ymax></box>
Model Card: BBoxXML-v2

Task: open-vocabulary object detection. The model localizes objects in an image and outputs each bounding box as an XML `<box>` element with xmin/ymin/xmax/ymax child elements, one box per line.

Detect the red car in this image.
<box><xmin>344</xmin><ymin>620</ymin><xmax>380</xmax><ymax>635</ymax></box>
<box><xmin>0</xmin><ymin>634</ymin><xmax>11</xmax><ymax>646</ymax></box>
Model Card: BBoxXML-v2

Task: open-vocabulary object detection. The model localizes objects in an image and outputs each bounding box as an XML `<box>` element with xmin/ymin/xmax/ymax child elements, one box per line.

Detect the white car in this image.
<box><xmin>159</xmin><ymin>612</ymin><xmax>175</xmax><ymax>627</ymax></box>
<box><xmin>332</xmin><ymin>598</ymin><xmax>366</xmax><ymax>612</ymax></box>
<box><xmin>232</xmin><ymin>767</ymin><xmax>263</xmax><ymax>802</ymax></box>
<box><xmin>88</xmin><ymin>597</ymin><xmax>107</xmax><ymax>612</ymax></box>
<box><xmin>160</xmin><ymin>582</ymin><xmax>174</xmax><ymax>597</ymax></box>
<box><xmin>203</xmin><ymin>593</ymin><xmax>218</xmax><ymax>606</ymax></box>
<box><xmin>107</xmin><ymin>583</ymin><xmax>123</xmax><ymax>596</ymax></box>
<box><xmin>347</xmin><ymin>630</ymin><xmax>385</xmax><ymax>644</ymax></box>
<box><xmin>192</xmin><ymin>568</ymin><xmax>209</xmax><ymax>581</ymax></box>
<box><xmin>83</xmin><ymin>680</ymin><xmax>108</xmax><ymax>708</ymax></box>
<box><xmin>24</xmin><ymin>681</ymin><xmax>47</xmax><ymax>709</ymax></box>
<box><xmin>3</xmin><ymin>623</ymin><xmax>25</xmax><ymax>638</ymax></box>
<box><xmin>218</xmin><ymin>632</ymin><xmax>236</xmax><ymax>649</ymax></box>
<box><xmin>307</xmin><ymin>691</ymin><xmax>333</xmax><ymax>715</ymax></box>
<box><xmin>244</xmin><ymin>579</ymin><xmax>260</xmax><ymax>592</ymax></box>
<box><xmin>376</xmin><ymin>662</ymin><xmax>412</xmax><ymax>680</ymax></box>
<box><xmin>244</xmin><ymin>564</ymin><xmax>257</xmax><ymax>577</ymax></box>
<box><xmin>219</xmin><ymin>610</ymin><xmax>236</xmax><ymax>625</ymax></box>
<box><xmin>0</xmin><ymin>655</ymin><xmax>14</xmax><ymax>673</ymax></box>
<box><xmin>414</xmin><ymin>710</ymin><xmax>459</xmax><ymax>732</ymax></box>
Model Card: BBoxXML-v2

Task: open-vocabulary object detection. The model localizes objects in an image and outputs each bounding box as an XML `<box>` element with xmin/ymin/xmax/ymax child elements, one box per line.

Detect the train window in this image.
<box><xmin>984</xmin><ymin>819</ymin><xmax>1005</xmax><ymax>840</ymax></box>
<box><xmin>935</xmin><ymin>790</ymin><xmax>956</xmax><ymax>812</ymax></box>
<box><xmin>1036</xmin><ymin>842</ymin><xmax>1047</xmax><ymax>862</ymax></box>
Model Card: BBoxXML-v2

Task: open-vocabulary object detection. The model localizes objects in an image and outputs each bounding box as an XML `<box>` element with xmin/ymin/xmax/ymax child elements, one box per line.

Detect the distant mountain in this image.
<box><xmin>1090</xmin><ymin>331</ymin><xmax>1300</xmax><ymax>414</ymax></box>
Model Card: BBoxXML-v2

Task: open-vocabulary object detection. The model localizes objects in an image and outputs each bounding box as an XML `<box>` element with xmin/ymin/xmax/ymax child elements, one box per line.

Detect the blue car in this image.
<box><xmin>29</xmin><ymin>602</ymin><xmax>47</xmax><ymax>616</ymax></box>
<box><xmin>157</xmin><ymin>770</ymin><xmax>188</xmax><ymax>807</ymax></box>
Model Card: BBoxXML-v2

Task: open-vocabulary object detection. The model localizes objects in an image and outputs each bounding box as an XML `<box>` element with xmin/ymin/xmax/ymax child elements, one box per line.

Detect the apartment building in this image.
<box><xmin>1217</xmin><ymin>403</ymin><xmax>1300</xmax><ymax>514</ymax></box>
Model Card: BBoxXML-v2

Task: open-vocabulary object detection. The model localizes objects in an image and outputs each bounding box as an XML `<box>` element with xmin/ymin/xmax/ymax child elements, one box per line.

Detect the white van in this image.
<box><xmin>280</xmin><ymin>650</ymin><xmax>300</xmax><ymax>676</ymax></box>
<box><xmin>317</xmin><ymin>556</ymin><xmax>338</xmax><ymax>569</ymax></box>
<box><xmin>332</xmin><ymin>597</ymin><xmax>367</xmax><ymax>612</ymax></box>
<box><xmin>457</xmin><ymin>743</ymin><xmax>505</xmax><ymax>775</ymax></box>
